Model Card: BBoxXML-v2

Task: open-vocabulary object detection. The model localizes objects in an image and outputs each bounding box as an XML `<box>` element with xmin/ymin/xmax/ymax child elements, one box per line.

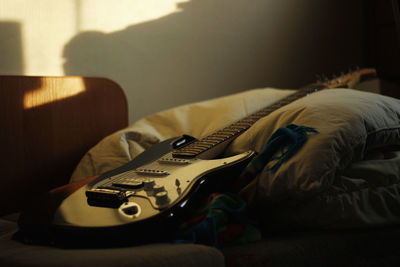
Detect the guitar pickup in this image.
<box><xmin>158</xmin><ymin>157</ymin><xmax>191</xmax><ymax>165</ymax></box>
<box><xmin>86</xmin><ymin>188</ymin><xmax>126</xmax><ymax>208</ymax></box>
<box><xmin>135</xmin><ymin>168</ymin><xmax>169</xmax><ymax>176</ymax></box>
<box><xmin>112</xmin><ymin>178</ymin><xmax>144</xmax><ymax>189</ymax></box>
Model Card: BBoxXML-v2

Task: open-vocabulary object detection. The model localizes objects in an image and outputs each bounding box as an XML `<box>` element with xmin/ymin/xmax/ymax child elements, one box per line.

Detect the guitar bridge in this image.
<box><xmin>86</xmin><ymin>188</ymin><xmax>126</xmax><ymax>208</ymax></box>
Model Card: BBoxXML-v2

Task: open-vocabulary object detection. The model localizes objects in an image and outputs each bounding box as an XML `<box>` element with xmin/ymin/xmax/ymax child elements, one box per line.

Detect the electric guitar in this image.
<box><xmin>19</xmin><ymin>68</ymin><xmax>376</xmax><ymax>246</ymax></box>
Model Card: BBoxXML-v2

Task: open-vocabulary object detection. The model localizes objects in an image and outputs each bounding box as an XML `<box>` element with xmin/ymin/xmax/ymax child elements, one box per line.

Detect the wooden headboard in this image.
<box><xmin>0</xmin><ymin>76</ymin><xmax>128</xmax><ymax>216</ymax></box>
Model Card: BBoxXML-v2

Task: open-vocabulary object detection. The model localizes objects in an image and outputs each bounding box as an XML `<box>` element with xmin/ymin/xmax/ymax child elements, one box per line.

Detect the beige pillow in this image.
<box><xmin>71</xmin><ymin>88</ymin><xmax>400</xmax><ymax>228</ymax></box>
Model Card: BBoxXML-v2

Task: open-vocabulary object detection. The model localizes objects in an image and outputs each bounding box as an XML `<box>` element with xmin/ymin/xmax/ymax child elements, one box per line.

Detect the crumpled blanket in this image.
<box><xmin>71</xmin><ymin>87</ymin><xmax>400</xmax><ymax>229</ymax></box>
<box><xmin>175</xmin><ymin>124</ymin><xmax>318</xmax><ymax>247</ymax></box>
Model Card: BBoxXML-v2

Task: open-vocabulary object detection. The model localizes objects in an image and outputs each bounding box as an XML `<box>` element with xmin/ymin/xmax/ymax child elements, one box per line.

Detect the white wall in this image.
<box><xmin>0</xmin><ymin>0</ymin><xmax>366</xmax><ymax>122</ymax></box>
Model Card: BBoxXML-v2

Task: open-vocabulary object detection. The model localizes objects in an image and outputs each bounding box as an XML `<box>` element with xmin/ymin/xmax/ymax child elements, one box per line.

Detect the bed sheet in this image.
<box><xmin>71</xmin><ymin>87</ymin><xmax>400</xmax><ymax>229</ymax></box>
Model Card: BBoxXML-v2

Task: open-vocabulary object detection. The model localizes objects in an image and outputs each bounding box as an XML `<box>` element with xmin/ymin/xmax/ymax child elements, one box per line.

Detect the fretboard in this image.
<box><xmin>172</xmin><ymin>87</ymin><xmax>321</xmax><ymax>158</ymax></box>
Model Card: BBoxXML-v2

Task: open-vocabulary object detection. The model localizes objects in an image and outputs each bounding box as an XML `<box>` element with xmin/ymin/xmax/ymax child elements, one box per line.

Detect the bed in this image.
<box><xmin>1</xmin><ymin>74</ymin><xmax>400</xmax><ymax>266</ymax></box>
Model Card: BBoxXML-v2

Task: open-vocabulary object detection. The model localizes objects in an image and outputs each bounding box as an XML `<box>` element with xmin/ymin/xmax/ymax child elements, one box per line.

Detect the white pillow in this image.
<box><xmin>71</xmin><ymin>88</ymin><xmax>400</xmax><ymax>228</ymax></box>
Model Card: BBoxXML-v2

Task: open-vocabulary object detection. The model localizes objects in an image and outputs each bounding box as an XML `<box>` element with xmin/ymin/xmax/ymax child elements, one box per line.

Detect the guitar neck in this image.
<box><xmin>172</xmin><ymin>68</ymin><xmax>377</xmax><ymax>159</ymax></box>
<box><xmin>172</xmin><ymin>87</ymin><xmax>321</xmax><ymax>159</ymax></box>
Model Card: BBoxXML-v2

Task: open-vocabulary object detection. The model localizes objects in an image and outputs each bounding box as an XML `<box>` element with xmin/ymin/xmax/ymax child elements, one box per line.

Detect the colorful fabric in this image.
<box><xmin>175</xmin><ymin>124</ymin><xmax>318</xmax><ymax>247</ymax></box>
<box><xmin>174</xmin><ymin>193</ymin><xmax>261</xmax><ymax>248</ymax></box>
<box><xmin>243</xmin><ymin>124</ymin><xmax>318</xmax><ymax>174</ymax></box>
<box><xmin>233</xmin><ymin>124</ymin><xmax>318</xmax><ymax>192</ymax></box>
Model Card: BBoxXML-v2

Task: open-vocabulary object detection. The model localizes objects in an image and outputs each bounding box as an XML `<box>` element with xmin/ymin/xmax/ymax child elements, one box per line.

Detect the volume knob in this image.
<box><xmin>143</xmin><ymin>179</ymin><xmax>155</xmax><ymax>190</ymax></box>
<box><xmin>155</xmin><ymin>191</ymin><xmax>170</xmax><ymax>206</ymax></box>
<box><xmin>153</xmin><ymin>184</ymin><xmax>165</xmax><ymax>193</ymax></box>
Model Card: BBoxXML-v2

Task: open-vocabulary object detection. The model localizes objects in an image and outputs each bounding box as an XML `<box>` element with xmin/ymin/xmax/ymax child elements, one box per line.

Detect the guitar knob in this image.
<box><xmin>153</xmin><ymin>184</ymin><xmax>165</xmax><ymax>193</ymax></box>
<box><xmin>143</xmin><ymin>179</ymin><xmax>155</xmax><ymax>190</ymax></box>
<box><xmin>155</xmin><ymin>191</ymin><xmax>170</xmax><ymax>205</ymax></box>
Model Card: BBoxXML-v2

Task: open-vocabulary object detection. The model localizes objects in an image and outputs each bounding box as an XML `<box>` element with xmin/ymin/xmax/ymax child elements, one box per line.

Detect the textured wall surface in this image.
<box><xmin>0</xmin><ymin>0</ymin><xmax>366</xmax><ymax>122</ymax></box>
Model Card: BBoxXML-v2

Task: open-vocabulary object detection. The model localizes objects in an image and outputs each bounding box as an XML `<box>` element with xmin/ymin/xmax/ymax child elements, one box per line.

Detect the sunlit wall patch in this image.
<box><xmin>23</xmin><ymin>77</ymin><xmax>85</xmax><ymax>109</ymax></box>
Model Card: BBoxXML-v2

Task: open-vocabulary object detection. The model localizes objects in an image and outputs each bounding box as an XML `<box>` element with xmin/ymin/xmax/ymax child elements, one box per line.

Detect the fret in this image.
<box><xmin>244</xmin><ymin>115</ymin><xmax>262</xmax><ymax>122</ymax></box>
<box><xmin>276</xmin><ymin>100</ymin><xmax>290</xmax><ymax>106</ymax></box>
<box><xmin>179</xmin><ymin>146</ymin><xmax>204</xmax><ymax>152</ymax></box>
<box><xmin>219</xmin><ymin>132</ymin><xmax>240</xmax><ymax>138</ymax></box>
<box><xmin>202</xmin><ymin>136</ymin><xmax>225</xmax><ymax>143</ymax></box>
<box><xmin>205</xmin><ymin>135</ymin><xmax>232</xmax><ymax>143</ymax></box>
<box><xmin>251</xmin><ymin>111</ymin><xmax>269</xmax><ymax>118</ymax></box>
<box><xmin>201</xmin><ymin>138</ymin><xmax>225</xmax><ymax>146</ymax></box>
<box><xmin>247</xmin><ymin>112</ymin><xmax>264</xmax><ymax>118</ymax></box>
<box><xmin>196</xmin><ymin>144</ymin><xmax>216</xmax><ymax>150</ymax></box>
<box><xmin>249</xmin><ymin>111</ymin><xmax>265</xmax><ymax>117</ymax></box>
<box><xmin>259</xmin><ymin>107</ymin><xmax>277</xmax><ymax>114</ymax></box>
<box><xmin>191</xmin><ymin>144</ymin><xmax>212</xmax><ymax>150</ymax></box>
<box><xmin>198</xmin><ymin>140</ymin><xmax>219</xmax><ymax>146</ymax></box>
<box><xmin>232</xmin><ymin>122</ymin><xmax>252</xmax><ymax>128</ymax></box>
<box><xmin>225</xmin><ymin>126</ymin><xmax>248</xmax><ymax>132</ymax></box>
<box><xmin>257</xmin><ymin>107</ymin><xmax>276</xmax><ymax>113</ymax></box>
<box><xmin>236</xmin><ymin>119</ymin><xmax>257</xmax><ymax>125</ymax></box>
<box><xmin>210</xmin><ymin>132</ymin><xmax>235</xmax><ymax>138</ymax></box>
<box><xmin>184</xmin><ymin>144</ymin><xmax>208</xmax><ymax>150</ymax></box>
<box><xmin>202</xmin><ymin>134</ymin><xmax>232</xmax><ymax>143</ymax></box>
<box><xmin>228</xmin><ymin>122</ymin><xmax>250</xmax><ymax>128</ymax></box>
<box><xmin>173</xmin><ymin>147</ymin><xmax>195</xmax><ymax>153</ymax></box>
<box><xmin>255</xmin><ymin>108</ymin><xmax>272</xmax><ymax>113</ymax></box>
<box><xmin>228</xmin><ymin>126</ymin><xmax>250</xmax><ymax>133</ymax></box>
<box><xmin>207</xmin><ymin>129</ymin><xmax>243</xmax><ymax>141</ymax></box>
<box><xmin>269</xmin><ymin>102</ymin><xmax>285</xmax><ymax>108</ymax></box>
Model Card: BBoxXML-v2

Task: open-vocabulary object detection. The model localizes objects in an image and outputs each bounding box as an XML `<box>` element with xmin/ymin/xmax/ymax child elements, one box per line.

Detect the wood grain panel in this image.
<box><xmin>0</xmin><ymin>76</ymin><xmax>128</xmax><ymax>216</ymax></box>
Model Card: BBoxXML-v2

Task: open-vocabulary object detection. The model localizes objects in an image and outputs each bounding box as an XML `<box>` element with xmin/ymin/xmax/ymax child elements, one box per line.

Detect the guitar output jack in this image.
<box><xmin>119</xmin><ymin>202</ymin><xmax>141</xmax><ymax>219</ymax></box>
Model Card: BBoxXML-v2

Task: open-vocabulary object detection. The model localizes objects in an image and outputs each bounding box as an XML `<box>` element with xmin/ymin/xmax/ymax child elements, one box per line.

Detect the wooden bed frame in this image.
<box><xmin>1</xmin><ymin>75</ymin><xmax>399</xmax><ymax>267</ymax></box>
<box><xmin>0</xmin><ymin>76</ymin><xmax>128</xmax><ymax>216</ymax></box>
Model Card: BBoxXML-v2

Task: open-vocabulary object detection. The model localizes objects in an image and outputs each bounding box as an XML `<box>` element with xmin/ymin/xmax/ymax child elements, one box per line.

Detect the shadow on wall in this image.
<box><xmin>0</xmin><ymin>21</ymin><xmax>24</xmax><ymax>74</ymax></box>
<box><xmin>63</xmin><ymin>0</ymin><xmax>366</xmax><ymax>121</ymax></box>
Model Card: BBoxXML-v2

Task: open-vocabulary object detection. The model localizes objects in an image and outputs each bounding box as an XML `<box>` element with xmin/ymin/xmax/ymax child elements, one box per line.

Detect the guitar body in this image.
<box><xmin>46</xmin><ymin>136</ymin><xmax>254</xmax><ymax>245</ymax></box>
